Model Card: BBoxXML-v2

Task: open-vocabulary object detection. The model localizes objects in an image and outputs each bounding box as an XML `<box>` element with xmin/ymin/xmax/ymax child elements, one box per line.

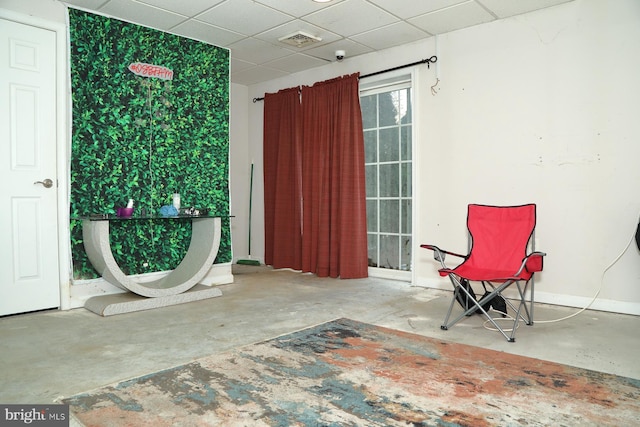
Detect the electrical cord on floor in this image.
<box><xmin>533</xmin><ymin>228</ymin><xmax>635</xmax><ymax>324</ymax></box>
<box><xmin>482</xmin><ymin>310</ymin><xmax>519</xmax><ymax>333</ymax></box>
<box><xmin>485</xmin><ymin>220</ymin><xmax>638</xmax><ymax>330</ymax></box>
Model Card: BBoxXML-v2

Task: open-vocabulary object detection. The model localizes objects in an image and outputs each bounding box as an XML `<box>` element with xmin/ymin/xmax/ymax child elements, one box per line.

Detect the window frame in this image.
<box><xmin>360</xmin><ymin>71</ymin><xmax>415</xmax><ymax>282</ymax></box>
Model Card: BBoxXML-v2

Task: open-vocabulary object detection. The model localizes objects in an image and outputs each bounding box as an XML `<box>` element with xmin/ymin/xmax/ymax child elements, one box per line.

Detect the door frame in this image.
<box><xmin>360</xmin><ymin>68</ymin><xmax>416</xmax><ymax>283</ymax></box>
<box><xmin>0</xmin><ymin>8</ymin><xmax>71</xmax><ymax>310</ymax></box>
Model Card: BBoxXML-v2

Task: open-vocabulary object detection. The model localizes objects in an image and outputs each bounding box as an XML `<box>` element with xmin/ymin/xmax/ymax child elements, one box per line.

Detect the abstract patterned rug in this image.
<box><xmin>63</xmin><ymin>318</ymin><xmax>640</xmax><ymax>426</ymax></box>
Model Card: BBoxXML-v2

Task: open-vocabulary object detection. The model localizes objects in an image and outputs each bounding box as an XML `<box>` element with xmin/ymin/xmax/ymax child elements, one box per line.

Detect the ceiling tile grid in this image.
<box><xmin>62</xmin><ymin>0</ymin><xmax>575</xmax><ymax>85</ymax></box>
<box><xmin>408</xmin><ymin>1</ymin><xmax>497</xmax><ymax>35</ymax></box>
<box><xmin>196</xmin><ymin>0</ymin><xmax>293</xmax><ymax>37</ymax></box>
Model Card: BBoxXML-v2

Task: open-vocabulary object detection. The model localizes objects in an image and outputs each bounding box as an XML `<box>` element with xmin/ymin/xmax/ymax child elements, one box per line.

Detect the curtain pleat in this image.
<box><xmin>263</xmin><ymin>88</ymin><xmax>302</xmax><ymax>269</ymax></box>
<box><xmin>263</xmin><ymin>74</ymin><xmax>368</xmax><ymax>279</ymax></box>
<box><xmin>301</xmin><ymin>74</ymin><xmax>368</xmax><ymax>278</ymax></box>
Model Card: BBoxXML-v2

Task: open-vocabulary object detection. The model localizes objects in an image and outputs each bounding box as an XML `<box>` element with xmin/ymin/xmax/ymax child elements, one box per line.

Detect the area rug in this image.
<box><xmin>63</xmin><ymin>318</ymin><xmax>640</xmax><ymax>426</ymax></box>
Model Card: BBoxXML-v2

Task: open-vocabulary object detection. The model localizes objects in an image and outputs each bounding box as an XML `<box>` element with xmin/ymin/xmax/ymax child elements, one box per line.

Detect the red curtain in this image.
<box><xmin>263</xmin><ymin>74</ymin><xmax>368</xmax><ymax>279</ymax></box>
<box><xmin>263</xmin><ymin>87</ymin><xmax>302</xmax><ymax>269</ymax></box>
<box><xmin>300</xmin><ymin>74</ymin><xmax>368</xmax><ymax>278</ymax></box>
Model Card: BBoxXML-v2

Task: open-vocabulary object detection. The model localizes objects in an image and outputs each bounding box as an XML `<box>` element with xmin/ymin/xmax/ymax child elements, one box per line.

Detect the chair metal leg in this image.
<box><xmin>441</xmin><ymin>285</ymin><xmax>460</xmax><ymax>329</ymax></box>
<box><xmin>442</xmin><ymin>276</ymin><xmax>479</xmax><ymax>330</ymax></box>
<box><xmin>512</xmin><ymin>281</ymin><xmax>533</xmax><ymax>325</ymax></box>
<box><xmin>474</xmin><ymin>290</ymin><xmax>517</xmax><ymax>342</ymax></box>
<box><xmin>440</xmin><ymin>275</ymin><xmax>538</xmax><ymax>342</ymax></box>
<box><xmin>441</xmin><ymin>278</ymin><xmax>531</xmax><ymax>342</ymax></box>
<box><xmin>529</xmin><ymin>278</ymin><xmax>535</xmax><ymax>325</ymax></box>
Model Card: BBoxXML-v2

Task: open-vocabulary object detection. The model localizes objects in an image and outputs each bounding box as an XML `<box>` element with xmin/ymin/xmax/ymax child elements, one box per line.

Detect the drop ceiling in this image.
<box><xmin>63</xmin><ymin>0</ymin><xmax>574</xmax><ymax>86</ymax></box>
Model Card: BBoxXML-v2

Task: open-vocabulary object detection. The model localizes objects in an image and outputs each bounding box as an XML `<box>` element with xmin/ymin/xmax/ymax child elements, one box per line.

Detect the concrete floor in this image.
<box><xmin>1</xmin><ymin>264</ymin><xmax>639</xmax><ymax>405</ymax></box>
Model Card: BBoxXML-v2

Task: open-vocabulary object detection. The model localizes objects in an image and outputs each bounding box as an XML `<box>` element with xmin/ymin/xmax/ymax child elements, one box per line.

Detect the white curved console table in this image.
<box><xmin>80</xmin><ymin>215</ymin><xmax>224</xmax><ymax>315</ymax></box>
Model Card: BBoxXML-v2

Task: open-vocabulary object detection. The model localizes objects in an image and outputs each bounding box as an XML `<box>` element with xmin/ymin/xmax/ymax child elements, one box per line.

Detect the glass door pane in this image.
<box><xmin>361</xmin><ymin>84</ymin><xmax>412</xmax><ymax>272</ymax></box>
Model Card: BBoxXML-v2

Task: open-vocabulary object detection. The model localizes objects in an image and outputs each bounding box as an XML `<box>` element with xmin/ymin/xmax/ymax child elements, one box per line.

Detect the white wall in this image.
<box><xmin>418</xmin><ymin>0</ymin><xmax>640</xmax><ymax>315</ymax></box>
<box><xmin>229</xmin><ymin>83</ymin><xmax>251</xmax><ymax>260</ymax></box>
<box><xmin>245</xmin><ymin>0</ymin><xmax>640</xmax><ymax>315</ymax></box>
<box><xmin>0</xmin><ymin>0</ymin><xmax>67</xmax><ymax>22</ymax></box>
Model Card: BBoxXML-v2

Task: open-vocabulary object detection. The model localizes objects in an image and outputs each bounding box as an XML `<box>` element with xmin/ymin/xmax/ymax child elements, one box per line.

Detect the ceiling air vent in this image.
<box><xmin>278</xmin><ymin>31</ymin><xmax>322</xmax><ymax>48</ymax></box>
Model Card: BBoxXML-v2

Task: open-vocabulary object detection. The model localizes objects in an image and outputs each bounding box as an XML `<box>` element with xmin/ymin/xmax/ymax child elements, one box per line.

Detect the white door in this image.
<box><xmin>0</xmin><ymin>18</ymin><xmax>60</xmax><ymax>316</ymax></box>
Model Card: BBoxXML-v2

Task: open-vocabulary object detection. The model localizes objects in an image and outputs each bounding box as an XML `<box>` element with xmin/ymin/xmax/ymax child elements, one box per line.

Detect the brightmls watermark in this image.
<box><xmin>0</xmin><ymin>405</ymin><xmax>68</xmax><ymax>426</ymax></box>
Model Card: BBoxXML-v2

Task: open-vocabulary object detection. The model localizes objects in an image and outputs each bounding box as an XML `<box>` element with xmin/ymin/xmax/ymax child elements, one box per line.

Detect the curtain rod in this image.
<box><xmin>252</xmin><ymin>55</ymin><xmax>437</xmax><ymax>103</ymax></box>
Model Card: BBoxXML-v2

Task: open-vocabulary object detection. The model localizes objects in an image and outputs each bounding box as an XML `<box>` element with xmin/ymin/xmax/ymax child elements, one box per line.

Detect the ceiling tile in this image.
<box><xmin>304</xmin><ymin>0</ymin><xmax>398</xmax><ymax>38</ymax></box>
<box><xmin>136</xmin><ymin>0</ymin><xmax>224</xmax><ymax>17</ymax></box>
<box><xmin>232</xmin><ymin>66</ymin><xmax>289</xmax><ymax>86</ymax></box>
<box><xmin>64</xmin><ymin>0</ymin><xmax>112</xmax><ymax>10</ymax></box>
<box><xmin>98</xmin><ymin>0</ymin><xmax>187</xmax><ymax>30</ymax></box>
<box><xmin>303</xmin><ymin>39</ymin><xmax>373</xmax><ymax>63</ymax></box>
<box><xmin>350</xmin><ymin>21</ymin><xmax>431</xmax><ymax>50</ymax></box>
<box><xmin>228</xmin><ymin>37</ymin><xmax>295</xmax><ymax>64</ymax></box>
<box><xmin>197</xmin><ymin>0</ymin><xmax>292</xmax><ymax>37</ymax></box>
<box><xmin>263</xmin><ymin>54</ymin><xmax>329</xmax><ymax>74</ymax></box>
<box><xmin>479</xmin><ymin>0</ymin><xmax>575</xmax><ymax>18</ymax></box>
<box><xmin>171</xmin><ymin>19</ymin><xmax>245</xmax><ymax>46</ymax></box>
<box><xmin>231</xmin><ymin>57</ymin><xmax>257</xmax><ymax>73</ymax></box>
<box><xmin>254</xmin><ymin>0</ymin><xmax>345</xmax><ymax>17</ymax></box>
<box><xmin>367</xmin><ymin>0</ymin><xmax>469</xmax><ymax>19</ymax></box>
<box><xmin>409</xmin><ymin>1</ymin><xmax>495</xmax><ymax>35</ymax></box>
<box><xmin>254</xmin><ymin>21</ymin><xmax>341</xmax><ymax>51</ymax></box>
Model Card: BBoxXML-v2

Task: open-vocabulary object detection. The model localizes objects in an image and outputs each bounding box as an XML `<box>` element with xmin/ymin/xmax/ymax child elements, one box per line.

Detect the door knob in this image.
<box><xmin>34</xmin><ymin>178</ymin><xmax>54</xmax><ymax>188</ymax></box>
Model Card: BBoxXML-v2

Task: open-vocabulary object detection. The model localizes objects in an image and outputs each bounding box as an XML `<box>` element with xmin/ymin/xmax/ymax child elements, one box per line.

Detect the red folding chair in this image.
<box><xmin>421</xmin><ymin>204</ymin><xmax>546</xmax><ymax>342</ymax></box>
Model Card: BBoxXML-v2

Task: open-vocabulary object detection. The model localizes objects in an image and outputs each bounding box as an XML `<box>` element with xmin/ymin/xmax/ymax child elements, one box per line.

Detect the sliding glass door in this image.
<box><xmin>360</xmin><ymin>75</ymin><xmax>413</xmax><ymax>279</ymax></box>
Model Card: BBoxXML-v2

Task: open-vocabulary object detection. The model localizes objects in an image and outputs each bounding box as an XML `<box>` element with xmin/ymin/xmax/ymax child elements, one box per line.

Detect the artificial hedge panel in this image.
<box><xmin>69</xmin><ymin>9</ymin><xmax>231</xmax><ymax>279</ymax></box>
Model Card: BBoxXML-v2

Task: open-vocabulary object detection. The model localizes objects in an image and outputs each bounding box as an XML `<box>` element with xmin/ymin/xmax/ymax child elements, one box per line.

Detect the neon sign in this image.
<box><xmin>128</xmin><ymin>62</ymin><xmax>174</xmax><ymax>80</ymax></box>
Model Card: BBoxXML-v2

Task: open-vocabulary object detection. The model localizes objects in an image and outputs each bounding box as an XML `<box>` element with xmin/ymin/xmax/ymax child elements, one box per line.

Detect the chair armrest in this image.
<box><xmin>421</xmin><ymin>244</ymin><xmax>467</xmax><ymax>269</ymax></box>
<box><xmin>524</xmin><ymin>251</ymin><xmax>546</xmax><ymax>273</ymax></box>
<box><xmin>513</xmin><ymin>251</ymin><xmax>546</xmax><ymax>276</ymax></box>
<box><xmin>420</xmin><ymin>244</ymin><xmax>466</xmax><ymax>259</ymax></box>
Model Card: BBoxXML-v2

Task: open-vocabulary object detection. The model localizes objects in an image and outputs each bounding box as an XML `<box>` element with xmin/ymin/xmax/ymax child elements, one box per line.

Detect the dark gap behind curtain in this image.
<box><xmin>263</xmin><ymin>87</ymin><xmax>303</xmax><ymax>269</ymax></box>
<box><xmin>263</xmin><ymin>74</ymin><xmax>368</xmax><ymax>278</ymax></box>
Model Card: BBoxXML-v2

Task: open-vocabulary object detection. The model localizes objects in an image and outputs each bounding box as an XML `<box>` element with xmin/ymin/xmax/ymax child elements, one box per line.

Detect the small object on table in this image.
<box><xmin>183</xmin><ymin>207</ymin><xmax>209</xmax><ymax>216</ymax></box>
<box><xmin>159</xmin><ymin>205</ymin><xmax>179</xmax><ymax>217</ymax></box>
<box><xmin>116</xmin><ymin>207</ymin><xmax>134</xmax><ymax>218</ymax></box>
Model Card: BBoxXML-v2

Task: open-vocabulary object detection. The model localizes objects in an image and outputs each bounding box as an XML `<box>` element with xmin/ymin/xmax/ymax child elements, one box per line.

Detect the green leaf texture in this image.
<box><xmin>69</xmin><ymin>9</ymin><xmax>231</xmax><ymax>279</ymax></box>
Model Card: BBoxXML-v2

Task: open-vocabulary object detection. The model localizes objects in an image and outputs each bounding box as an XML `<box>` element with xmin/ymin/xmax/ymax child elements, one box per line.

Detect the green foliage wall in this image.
<box><xmin>69</xmin><ymin>9</ymin><xmax>231</xmax><ymax>279</ymax></box>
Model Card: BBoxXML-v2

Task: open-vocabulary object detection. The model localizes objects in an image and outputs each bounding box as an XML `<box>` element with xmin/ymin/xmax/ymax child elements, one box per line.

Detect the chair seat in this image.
<box><xmin>439</xmin><ymin>265</ymin><xmax>532</xmax><ymax>282</ymax></box>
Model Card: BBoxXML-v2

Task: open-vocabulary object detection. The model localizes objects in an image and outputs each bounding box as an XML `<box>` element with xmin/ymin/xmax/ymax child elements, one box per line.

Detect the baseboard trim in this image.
<box><xmin>414</xmin><ymin>277</ymin><xmax>640</xmax><ymax>316</ymax></box>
